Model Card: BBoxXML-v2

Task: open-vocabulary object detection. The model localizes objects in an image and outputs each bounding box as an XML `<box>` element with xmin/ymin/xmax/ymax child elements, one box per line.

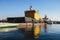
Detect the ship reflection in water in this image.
<box><xmin>1</xmin><ymin>24</ymin><xmax>60</xmax><ymax>40</ymax></box>
<box><xmin>38</xmin><ymin>24</ymin><xmax>60</xmax><ymax>40</ymax></box>
<box><xmin>0</xmin><ymin>24</ymin><xmax>41</xmax><ymax>40</ymax></box>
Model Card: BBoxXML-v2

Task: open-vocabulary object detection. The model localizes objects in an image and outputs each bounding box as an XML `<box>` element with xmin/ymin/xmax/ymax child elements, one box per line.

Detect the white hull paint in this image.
<box><xmin>0</xmin><ymin>23</ymin><xmax>19</xmax><ymax>32</ymax></box>
<box><xmin>0</xmin><ymin>23</ymin><xmax>19</xmax><ymax>27</ymax></box>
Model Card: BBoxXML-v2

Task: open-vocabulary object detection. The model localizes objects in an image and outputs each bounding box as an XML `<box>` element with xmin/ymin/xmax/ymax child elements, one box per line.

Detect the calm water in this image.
<box><xmin>38</xmin><ymin>24</ymin><xmax>60</xmax><ymax>40</ymax></box>
<box><xmin>0</xmin><ymin>30</ymin><xmax>25</xmax><ymax>40</ymax></box>
<box><xmin>0</xmin><ymin>24</ymin><xmax>60</xmax><ymax>40</ymax></box>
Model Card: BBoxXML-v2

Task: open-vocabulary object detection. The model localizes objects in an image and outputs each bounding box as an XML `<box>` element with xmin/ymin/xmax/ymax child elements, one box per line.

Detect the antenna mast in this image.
<box><xmin>30</xmin><ymin>5</ymin><xmax>32</xmax><ymax>11</ymax></box>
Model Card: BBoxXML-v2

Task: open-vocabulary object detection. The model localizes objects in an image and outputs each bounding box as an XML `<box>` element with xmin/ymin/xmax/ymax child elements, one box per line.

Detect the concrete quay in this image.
<box><xmin>18</xmin><ymin>23</ymin><xmax>44</xmax><ymax>29</ymax></box>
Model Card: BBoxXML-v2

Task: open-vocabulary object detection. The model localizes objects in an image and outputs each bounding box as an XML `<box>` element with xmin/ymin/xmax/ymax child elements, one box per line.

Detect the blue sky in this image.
<box><xmin>0</xmin><ymin>0</ymin><xmax>60</xmax><ymax>20</ymax></box>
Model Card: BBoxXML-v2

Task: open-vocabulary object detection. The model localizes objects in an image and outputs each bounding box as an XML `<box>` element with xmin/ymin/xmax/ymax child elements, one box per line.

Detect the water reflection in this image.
<box><xmin>0</xmin><ymin>30</ymin><xmax>25</xmax><ymax>40</ymax></box>
<box><xmin>44</xmin><ymin>23</ymin><xmax>48</xmax><ymax>33</ymax></box>
<box><xmin>34</xmin><ymin>24</ymin><xmax>41</xmax><ymax>39</ymax></box>
<box><xmin>38</xmin><ymin>24</ymin><xmax>60</xmax><ymax>40</ymax></box>
<box><xmin>0</xmin><ymin>23</ymin><xmax>45</xmax><ymax>40</ymax></box>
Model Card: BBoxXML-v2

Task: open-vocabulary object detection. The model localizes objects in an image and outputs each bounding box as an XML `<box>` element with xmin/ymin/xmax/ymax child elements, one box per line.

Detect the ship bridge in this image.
<box><xmin>25</xmin><ymin>6</ymin><xmax>42</xmax><ymax>22</ymax></box>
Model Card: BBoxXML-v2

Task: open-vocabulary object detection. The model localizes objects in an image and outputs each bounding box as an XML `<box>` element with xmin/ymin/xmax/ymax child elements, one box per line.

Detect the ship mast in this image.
<box><xmin>30</xmin><ymin>5</ymin><xmax>32</xmax><ymax>11</ymax></box>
